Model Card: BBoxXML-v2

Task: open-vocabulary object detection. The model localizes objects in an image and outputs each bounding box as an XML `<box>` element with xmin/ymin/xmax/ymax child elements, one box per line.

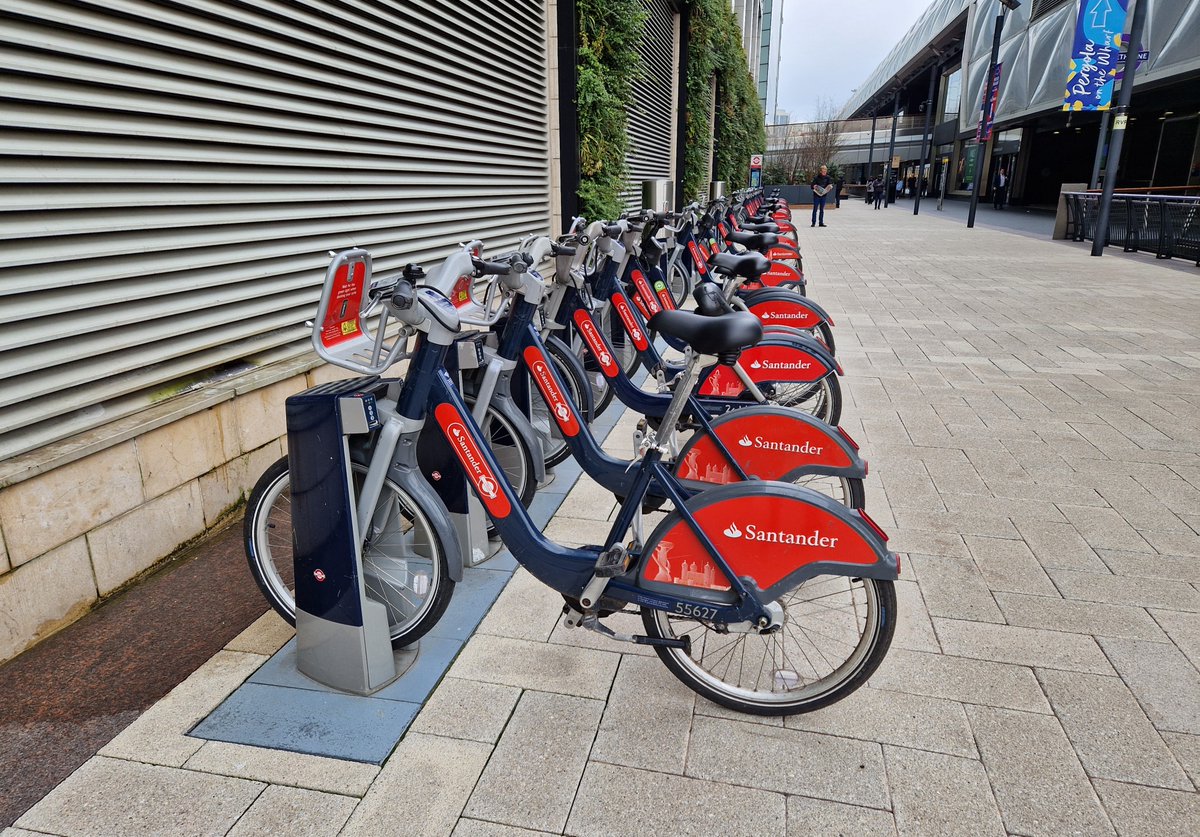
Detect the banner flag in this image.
<box><xmin>1062</xmin><ymin>0</ymin><xmax>1129</xmax><ymax>111</ymax></box>
<box><xmin>977</xmin><ymin>63</ymin><xmax>1003</xmax><ymax>142</ymax></box>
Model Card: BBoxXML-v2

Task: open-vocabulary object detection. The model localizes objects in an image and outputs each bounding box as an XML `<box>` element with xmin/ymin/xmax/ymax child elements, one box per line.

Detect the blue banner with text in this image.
<box><xmin>1062</xmin><ymin>0</ymin><xmax>1129</xmax><ymax>111</ymax></box>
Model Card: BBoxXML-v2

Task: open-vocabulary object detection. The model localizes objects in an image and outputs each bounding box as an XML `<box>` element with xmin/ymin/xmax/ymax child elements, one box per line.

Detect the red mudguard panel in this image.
<box><xmin>697</xmin><ymin>345</ymin><xmax>828</xmax><ymax>397</ymax></box>
<box><xmin>759</xmin><ymin>262</ymin><xmax>805</xmax><ymax>288</ymax></box>
<box><xmin>642</xmin><ymin>494</ymin><xmax>884</xmax><ymax>594</ymax></box>
<box><xmin>676</xmin><ymin>411</ymin><xmax>854</xmax><ymax>484</ymax></box>
<box><xmin>747</xmin><ymin>298</ymin><xmax>820</xmax><ymax>329</ymax></box>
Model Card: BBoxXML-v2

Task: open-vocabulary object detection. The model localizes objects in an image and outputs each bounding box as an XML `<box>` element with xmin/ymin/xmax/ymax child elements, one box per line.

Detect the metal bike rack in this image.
<box><xmin>286</xmin><ymin>379</ymin><xmax>398</xmax><ymax>695</ymax></box>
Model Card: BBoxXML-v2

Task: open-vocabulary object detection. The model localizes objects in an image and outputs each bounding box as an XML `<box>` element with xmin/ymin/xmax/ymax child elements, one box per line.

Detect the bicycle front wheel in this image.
<box><xmin>641</xmin><ymin>576</ymin><xmax>895</xmax><ymax>715</ymax></box>
<box><xmin>244</xmin><ymin>456</ymin><xmax>454</xmax><ymax>647</ymax></box>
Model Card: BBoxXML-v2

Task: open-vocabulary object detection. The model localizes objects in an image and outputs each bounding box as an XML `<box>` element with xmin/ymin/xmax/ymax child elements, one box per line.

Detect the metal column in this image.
<box><xmin>914</xmin><ymin>64</ymin><xmax>937</xmax><ymax>216</ymax></box>
<box><xmin>884</xmin><ymin>92</ymin><xmax>900</xmax><ymax>207</ymax></box>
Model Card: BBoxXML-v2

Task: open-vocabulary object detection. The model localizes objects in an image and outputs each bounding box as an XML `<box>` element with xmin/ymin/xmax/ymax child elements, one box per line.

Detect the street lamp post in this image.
<box><xmin>914</xmin><ymin>63</ymin><xmax>938</xmax><ymax>216</ymax></box>
<box><xmin>866</xmin><ymin>111</ymin><xmax>877</xmax><ymax>184</ymax></box>
<box><xmin>967</xmin><ymin>0</ymin><xmax>1020</xmax><ymax>229</ymax></box>
<box><xmin>1091</xmin><ymin>0</ymin><xmax>1149</xmax><ymax>257</ymax></box>
<box><xmin>884</xmin><ymin>92</ymin><xmax>900</xmax><ymax>207</ymax></box>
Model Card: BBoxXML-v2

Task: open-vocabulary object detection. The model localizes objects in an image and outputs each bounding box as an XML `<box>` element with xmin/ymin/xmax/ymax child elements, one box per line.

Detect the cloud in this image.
<box><xmin>774</xmin><ymin>0</ymin><xmax>934</xmax><ymax>122</ymax></box>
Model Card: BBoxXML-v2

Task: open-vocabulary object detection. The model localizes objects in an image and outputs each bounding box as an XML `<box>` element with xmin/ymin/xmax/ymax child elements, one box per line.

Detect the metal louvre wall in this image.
<box><xmin>0</xmin><ymin>0</ymin><xmax>551</xmax><ymax>462</ymax></box>
<box><xmin>621</xmin><ymin>0</ymin><xmax>678</xmax><ymax>211</ymax></box>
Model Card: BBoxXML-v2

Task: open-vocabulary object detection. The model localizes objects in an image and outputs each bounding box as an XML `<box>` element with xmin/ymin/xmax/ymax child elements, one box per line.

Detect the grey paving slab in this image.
<box><xmin>565</xmin><ymin>761</ymin><xmax>787</xmax><ymax>837</ymax></box>
<box><xmin>447</xmin><ymin>633</ymin><xmax>620</xmax><ymax>700</ymax></box>
<box><xmin>686</xmin><ymin>714</ymin><xmax>890</xmax><ymax>809</ymax></box>
<box><xmin>785</xmin><ymin>796</ymin><xmax>897</xmax><ymax>836</ymax></box>
<box><xmin>226</xmin><ymin>785</ymin><xmax>356</xmax><ymax>837</ymax></box>
<box><xmin>906</xmin><ymin>554</ymin><xmax>1004</xmax><ymax>623</ymax></box>
<box><xmin>891</xmin><ymin>577</ymin><xmax>942</xmax><ymax>653</ymax></box>
<box><xmin>1098</xmin><ymin>637</ymin><xmax>1200</xmax><ymax>734</ymax></box>
<box><xmin>1037</xmin><ymin>669</ymin><xmax>1192</xmax><ymax>790</ymax></box>
<box><xmin>183</xmin><ymin>741</ymin><xmax>379</xmax><ymax>797</ymax></box>
<box><xmin>452</xmin><ymin>821</ymin><xmax>557</xmax><ymax>837</ymax></box>
<box><xmin>868</xmin><ymin>647</ymin><xmax>1051</xmax><ymax>714</ymax></box>
<box><xmin>1099</xmin><ymin>547</ymin><xmax>1200</xmax><ymax>584</ymax></box>
<box><xmin>995</xmin><ymin>591</ymin><xmax>1167</xmax><ymax>641</ymax></box>
<box><xmin>341</xmin><ymin>733</ymin><xmax>491</xmax><ymax>837</ymax></box>
<box><xmin>1148</xmin><ymin>607</ymin><xmax>1200</xmax><ymax>669</ymax></box>
<box><xmin>933</xmin><ymin>617</ymin><xmax>1116</xmax><ymax>674</ymax></box>
<box><xmin>1161</xmin><ymin>732</ymin><xmax>1200</xmax><ymax>791</ymax></box>
<box><xmin>589</xmin><ymin>654</ymin><xmax>695</xmax><ymax>774</ymax></box>
<box><xmin>883</xmin><ymin>746</ymin><xmax>1005</xmax><ymax>837</ymax></box>
<box><xmin>17</xmin><ymin>756</ymin><xmax>264</xmax><ymax>837</ymax></box>
<box><xmin>464</xmin><ymin>691</ymin><xmax>604</xmax><ymax>833</ymax></box>
<box><xmin>1048</xmin><ymin>568</ymin><xmax>1200</xmax><ymax>612</ymax></box>
<box><xmin>783</xmin><ymin>685</ymin><xmax>978</xmax><ymax>758</ymax></box>
<box><xmin>964</xmin><ymin>534</ymin><xmax>1058</xmax><ymax>596</ymax></box>
<box><xmin>965</xmin><ymin>706</ymin><xmax>1116</xmax><ymax>837</ymax></box>
<box><xmin>408</xmin><ymin>677</ymin><xmax>521</xmax><ymax>744</ymax></box>
<box><xmin>1091</xmin><ymin>779</ymin><xmax>1200</xmax><ymax>837</ymax></box>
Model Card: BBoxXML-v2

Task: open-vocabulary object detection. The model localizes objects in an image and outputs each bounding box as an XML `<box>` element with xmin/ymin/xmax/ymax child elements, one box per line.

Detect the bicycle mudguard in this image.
<box><xmin>767</xmin><ymin>241</ymin><xmax>801</xmax><ymax>263</ymax></box>
<box><xmin>740</xmin><ymin>290</ymin><xmax>833</xmax><ymax>330</ymax></box>
<box><xmin>673</xmin><ymin>406</ymin><xmax>866</xmax><ymax>484</ymax></box>
<box><xmin>394</xmin><ymin>433</ymin><xmax>466</xmax><ymax>583</ymax></box>
<box><xmin>637</xmin><ymin>482</ymin><xmax>898</xmax><ymax>604</ymax></box>
<box><xmin>696</xmin><ymin>334</ymin><xmax>839</xmax><ymax>397</ymax></box>
<box><xmin>756</xmin><ymin>260</ymin><xmax>805</xmax><ymax>289</ymax></box>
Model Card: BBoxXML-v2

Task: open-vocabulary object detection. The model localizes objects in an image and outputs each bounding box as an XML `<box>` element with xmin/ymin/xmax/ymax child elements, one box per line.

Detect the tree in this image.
<box><xmin>766</xmin><ymin>98</ymin><xmax>847</xmax><ymax>184</ymax></box>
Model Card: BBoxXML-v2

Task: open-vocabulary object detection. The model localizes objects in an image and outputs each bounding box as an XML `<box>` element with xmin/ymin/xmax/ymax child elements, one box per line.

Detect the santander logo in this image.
<box><xmin>722</xmin><ymin>520</ymin><xmax>839</xmax><ymax>547</ymax></box>
<box><xmin>750</xmin><ymin>358</ymin><xmax>811</xmax><ymax>371</ymax></box>
<box><xmin>434</xmin><ymin>404</ymin><xmax>512</xmax><ymax>518</ymax></box>
<box><xmin>613</xmin><ymin>294</ymin><xmax>648</xmax><ymax>349</ymax></box>
<box><xmin>760</xmin><ymin>310</ymin><xmax>813</xmax><ymax>321</ymax></box>
<box><xmin>573</xmin><ymin>311</ymin><xmax>618</xmax><ymax>376</ymax></box>
<box><xmin>737</xmin><ymin>434</ymin><xmax>823</xmax><ymax>455</ymax></box>
<box><xmin>523</xmin><ymin>348</ymin><xmax>580</xmax><ymax>437</ymax></box>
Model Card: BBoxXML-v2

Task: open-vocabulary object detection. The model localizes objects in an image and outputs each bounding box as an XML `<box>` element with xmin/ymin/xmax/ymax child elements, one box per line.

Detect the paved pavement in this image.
<box><xmin>7</xmin><ymin>201</ymin><xmax>1200</xmax><ymax>836</ymax></box>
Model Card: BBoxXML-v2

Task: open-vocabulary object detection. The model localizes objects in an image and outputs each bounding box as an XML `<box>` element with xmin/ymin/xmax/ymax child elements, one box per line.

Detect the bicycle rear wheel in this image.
<box><xmin>756</xmin><ymin>375</ymin><xmax>842</xmax><ymax>425</ymax></box>
<box><xmin>244</xmin><ymin>456</ymin><xmax>454</xmax><ymax>647</ymax></box>
<box><xmin>641</xmin><ymin>576</ymin><xmax>895</xmax><ymax>715</ymax></box>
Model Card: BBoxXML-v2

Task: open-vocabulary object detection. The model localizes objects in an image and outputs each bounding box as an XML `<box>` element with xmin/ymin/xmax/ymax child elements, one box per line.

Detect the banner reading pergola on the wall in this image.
<box><xmin>1063</xmin><ymin>0</ymin><xmax>1129</xmax><ymax>111</ymax></box>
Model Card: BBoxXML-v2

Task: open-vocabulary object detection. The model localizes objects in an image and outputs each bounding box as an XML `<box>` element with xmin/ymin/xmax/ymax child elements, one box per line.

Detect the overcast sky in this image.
<box><xmin>773</xmin><ymin>0</ymin><xmax>935</xmax><ymax>122</ymax></box>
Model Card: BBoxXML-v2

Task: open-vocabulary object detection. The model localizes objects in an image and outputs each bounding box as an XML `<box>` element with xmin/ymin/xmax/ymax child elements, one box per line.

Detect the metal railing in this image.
<box><xmin>1065</xmin><ymin>192</ymin><xmax>1200</xmax><ymax>267</ymax></box>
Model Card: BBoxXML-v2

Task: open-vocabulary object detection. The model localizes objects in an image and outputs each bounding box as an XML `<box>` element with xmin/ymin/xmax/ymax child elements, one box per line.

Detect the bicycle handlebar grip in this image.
<box><xmin>551</xmin><ymin>243</ymin><xmax>576</xmax><ymax>256</ymax></box>
<box><xmin>390</xmin><ymin>278</ymin><xmax>416</xmax><ymax>310</ymax></box>
<box><xmin>601</xmin><ymin>223</ymin><xmax>623</xmax><ymax>238</ymax></box>
<box><xmin>472</xmin><ymin>257</ymin><xmax>511</xmax><ymax>277</ymax></box>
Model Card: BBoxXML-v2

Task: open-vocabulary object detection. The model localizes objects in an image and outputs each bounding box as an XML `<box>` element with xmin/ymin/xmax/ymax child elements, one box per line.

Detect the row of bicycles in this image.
<box><xmin>244</xmin><ymin>188</ymin><xmax>900</xmax><ymax>716</ymax></box>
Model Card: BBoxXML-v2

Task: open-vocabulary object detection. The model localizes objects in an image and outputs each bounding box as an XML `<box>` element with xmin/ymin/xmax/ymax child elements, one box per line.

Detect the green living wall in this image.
<box><xmin>681</xmin><ymin>0</ymin><xmax>766</xmax><ymax>200</ymax></box>
<box><xmin>575</xmin><ymin>0</ymin><xmax>645</xmax><ymax>220</ymax></box>
<box><xmin>575</xmin><ymin>0</ymin><xmax>765</xmax><ymax>218</ymax></box>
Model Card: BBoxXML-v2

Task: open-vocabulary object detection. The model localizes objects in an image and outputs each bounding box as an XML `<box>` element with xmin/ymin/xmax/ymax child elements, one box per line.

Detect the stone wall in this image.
<box><xmin>0</xmin><ymin>364</ymin><xmax>354</xmax><ymax>664</ymax></box>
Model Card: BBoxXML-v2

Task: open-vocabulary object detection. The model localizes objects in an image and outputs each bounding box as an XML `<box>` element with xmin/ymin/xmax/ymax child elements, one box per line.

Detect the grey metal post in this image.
<box><xmin>884</xmin><ymin>92</ymin><xmax>900</xmax><ymax>207</ymax></box>
<box><xmin>914</xmin><ymin>63</ymin><xmax>938</xmax><ymax>216</ymax></box>
<box><xmin>1090</xmin><ymin>110</ymin><xmax>1111</xmax><ymax>190</ymax></box>
<box><xmin>1092</xmin><ymin>0</ymin><xmax>1149</xmax><ymax>257</ymax></box>
<box><xmin>866</xmin><ymin>111</ymin><xmax>877</xmax><ymax>181</ymax></box>
<box><xmin>967</xmin><ymin>6</ymin><xmax>1010</xmax><ymax>229</ymax></box>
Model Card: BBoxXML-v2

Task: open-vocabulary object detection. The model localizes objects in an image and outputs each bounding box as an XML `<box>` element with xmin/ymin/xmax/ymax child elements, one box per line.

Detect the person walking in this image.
<box><xmin>865</xmin><ymin>177</ymin><xmax>874</xmax><ymax>204</ymax></box>
<box><xmin>872</xmin><ymin>176</ymin><xmax>884</xmax><ymax>209</ymax></box>
<box><xmin>835</xmin><ymin>175</ymin><xmax>845</xmax><ymax>208</ymax></box>
<box><xmin>992</xmin><ymin>168</ymin><xmax>1008</xmax><ymax>209</ymax></box>
<box><xmin>811</xmin><ymin>164</ymin><xmax>833</xmax><ymax>227</ymax></box>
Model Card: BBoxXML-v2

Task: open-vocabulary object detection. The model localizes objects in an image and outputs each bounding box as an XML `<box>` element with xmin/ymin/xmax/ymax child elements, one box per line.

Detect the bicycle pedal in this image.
<box><xmin>592</xmin><ymin>544</ymin><xmax>630</xmax><ymax>578</ymax></box>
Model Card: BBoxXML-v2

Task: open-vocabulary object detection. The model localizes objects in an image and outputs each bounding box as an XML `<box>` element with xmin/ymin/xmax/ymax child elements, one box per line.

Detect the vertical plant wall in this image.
<box><xmin>681</xmin><ymin>0</ymin><xmax>766</xmax><ymax>199</ymax></box>
<box><xmin>576</xmin><ymin>0</ymin><xmax>646</xmax><ymax>220</ymax></box>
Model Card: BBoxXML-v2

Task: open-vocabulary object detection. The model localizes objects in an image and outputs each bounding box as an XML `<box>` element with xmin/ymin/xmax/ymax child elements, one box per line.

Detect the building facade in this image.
<box><xmin>839</xmin><ymin>0</ymin><xmax>1200</xmax><ymax>206</ymax></box>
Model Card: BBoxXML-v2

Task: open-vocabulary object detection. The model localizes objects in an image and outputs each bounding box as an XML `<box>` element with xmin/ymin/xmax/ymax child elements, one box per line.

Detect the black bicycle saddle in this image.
<box><xmin>710</xmin><ymin>251</ymin><xmax>771</xmax><ymax>280</ymax></box>
<box><xmin>648</xmin><ymin>309</ymin><xmax>763</xmax><ymax>356</ymax></box>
